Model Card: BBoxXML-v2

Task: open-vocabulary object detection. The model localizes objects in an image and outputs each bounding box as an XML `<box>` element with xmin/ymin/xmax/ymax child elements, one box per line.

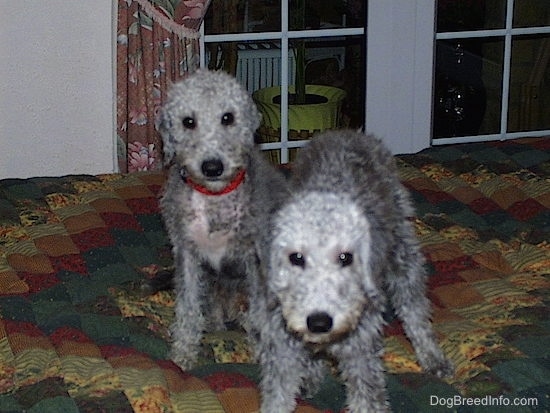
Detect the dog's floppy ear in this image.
<box><xmin>249</xmin><ymin>97</ymin><xmax>262</xmax><ymax>133</ymax></box>
<box><xmin>156</xmin><ymin>108</ymin><xmax>175</xmax><ymax>165</ymax></box>
<box><xmin>357</xmin><ymin>221</ymin><xmax>383</xmax><ymax>297</ymax></box>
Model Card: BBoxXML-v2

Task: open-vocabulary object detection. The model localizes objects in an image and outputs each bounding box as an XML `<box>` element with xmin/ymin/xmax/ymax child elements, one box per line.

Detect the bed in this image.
<box><xmin>1</xmin><ymin>138</ymin><xmax>549</xmax><ymax>412</ymax></box>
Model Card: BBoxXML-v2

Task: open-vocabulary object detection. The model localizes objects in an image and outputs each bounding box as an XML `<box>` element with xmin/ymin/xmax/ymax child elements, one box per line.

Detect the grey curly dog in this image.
<box><xmin>250</xmin><ymin>130</ymin><xmax>454</xmax><ymax>412</ymax></box>
<box><xmin>158</xmin><ymin>70</ymin><xmax>288</xmax><ymax>370</ymax></box>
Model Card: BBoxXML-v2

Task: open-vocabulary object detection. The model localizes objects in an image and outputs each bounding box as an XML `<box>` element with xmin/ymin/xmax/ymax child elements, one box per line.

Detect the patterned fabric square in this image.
<box><xmin>71</xmin><ymin>227</ymin><xmax>116</xmax><ymax>252</ymax></box>
<box><xmin>507</xmin><ymin>198</ymin><xmax>546</xmax><ymax>221</ymax></box>
<box><xmin>35</xmin><ymin>234</ymin><xmax>80</xmax><ymax>257</ymax></box>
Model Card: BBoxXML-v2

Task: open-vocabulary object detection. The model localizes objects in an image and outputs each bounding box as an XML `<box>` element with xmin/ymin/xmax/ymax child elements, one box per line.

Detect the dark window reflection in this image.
<box><xmin>434</xmin><ymin>38</ymin><xmax>504</xmax><ymax>138</ymax></box>
<box><xmin>514</xmin><ymin>0</ymin><xmax>550</xmax><ymax>28</ymax></box>
<box><xmin>437</xmin><ymin>0</ymin><xmax>506</xmax><ymax>32</ymax></box>
<box><xmin>203</xmin><ymin>0</ymin><xmax>365</xmax><ymax>35</ymax></box>
<box><xmin>509</xmin><ymin>35</ymin><xmax>550</xmax><ymax>132</ymax></box>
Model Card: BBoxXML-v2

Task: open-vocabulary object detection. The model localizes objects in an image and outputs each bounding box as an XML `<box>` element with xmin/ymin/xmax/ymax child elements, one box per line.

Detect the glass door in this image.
<box><xmin>434</xmin><ymin>0</ymin><xmax>550</xmax><ymax>144</ymax></box>
<box><xmin>200</xmin><ymin>0</ymin><xmax>366</xmax><ymax>163</ymax></box>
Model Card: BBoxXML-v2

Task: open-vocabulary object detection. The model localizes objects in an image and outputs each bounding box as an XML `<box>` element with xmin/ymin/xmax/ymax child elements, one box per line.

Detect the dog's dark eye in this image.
<box><xmin>338</xmin><ymin>252</ymin><xmax>353</xmax><ymax>267</ymax></box>
<box><xmin>289</xmin><ymin>252</ymin><xmax>305</xmax><ymax>268</ymax></box>
<box><xmin>182</xmin><ymin>117</ymin><xmax>196</xmax><ymax>129</ymax></box>
<box><xmin>221</xmin><ymin>112</ymin><xmax>235</xmax><ymax>126</ymax></box>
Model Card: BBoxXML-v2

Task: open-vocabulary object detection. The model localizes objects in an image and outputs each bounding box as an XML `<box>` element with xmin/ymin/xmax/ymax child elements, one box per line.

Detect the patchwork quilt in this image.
<box><xmin>0</xmin><ymin>138</ymin><xmax>549</xmax><ymax>412</ymax></box>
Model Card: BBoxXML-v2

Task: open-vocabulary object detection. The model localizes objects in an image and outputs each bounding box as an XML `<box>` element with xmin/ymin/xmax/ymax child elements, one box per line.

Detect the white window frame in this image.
<box><xmin>199</xmin><ymin>1</ymin><xmax>364</xmax><ymax>163</ymax></box>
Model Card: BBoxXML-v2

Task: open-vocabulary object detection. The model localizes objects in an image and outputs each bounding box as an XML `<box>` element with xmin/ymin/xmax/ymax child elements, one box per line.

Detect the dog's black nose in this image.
<box><xmin>201</xmin><ymin>159</ymin><xmax>224</xmax><ymax>178</ymax></box>
<box><xmin>307</xmin><ymin>312</ymin><xmax>333</xmax><ymax>333</ymax></box>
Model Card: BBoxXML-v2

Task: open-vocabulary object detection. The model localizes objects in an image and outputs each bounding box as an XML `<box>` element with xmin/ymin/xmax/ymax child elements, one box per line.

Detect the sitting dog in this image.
<box><xmin>250</xmin><ymin>130</ymin><xmax>453</xmax><ymax>412</ymax></box>
<box><xmin>158</xmin><ymin>70</ymin><xmax>288</xmax><ymax>370</ymax></box>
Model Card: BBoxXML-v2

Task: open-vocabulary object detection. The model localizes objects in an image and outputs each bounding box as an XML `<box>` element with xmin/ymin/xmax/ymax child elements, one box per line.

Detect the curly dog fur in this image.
<box><xmin>158</xmin><ymin>70</ymin><xmax>288</xmax><ymax>370</ymax></box>
<box><xmin>250</xmin><ymin>130</ymin><xmax>453</xmax><ymax>412</ymax></box>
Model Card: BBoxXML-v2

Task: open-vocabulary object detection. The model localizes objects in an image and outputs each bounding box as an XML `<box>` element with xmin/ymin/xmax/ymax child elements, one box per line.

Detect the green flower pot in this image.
<box><xmin>253</xmin><ymin>84</ymin><xmax>346</xmax><ymax>138</ymax></box>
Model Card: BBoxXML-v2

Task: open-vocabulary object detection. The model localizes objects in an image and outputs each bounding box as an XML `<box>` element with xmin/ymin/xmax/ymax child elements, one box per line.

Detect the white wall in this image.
<box><xmin>0</xmin><ymin>0</ymin><xmax>115</xmax><ymax>178</ymax></box>
<box><xmin>365</xmin><ymin>0</ymin><xmax>435</xmax><ymax>155</ymax></box>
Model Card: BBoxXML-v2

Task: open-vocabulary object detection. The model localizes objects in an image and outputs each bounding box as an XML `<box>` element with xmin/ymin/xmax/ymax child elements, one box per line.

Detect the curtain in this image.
<box><xmin>116</xmin><ymin>0</ymin><xmax>211</xmax><ymax>173</ymax></box>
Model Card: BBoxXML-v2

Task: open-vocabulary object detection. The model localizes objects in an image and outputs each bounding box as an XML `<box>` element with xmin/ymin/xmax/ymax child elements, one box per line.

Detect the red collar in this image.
<box><xmin>183</xmin><ymin>169</ymin><xmax>246</xmax><ymax>196</ymax></box>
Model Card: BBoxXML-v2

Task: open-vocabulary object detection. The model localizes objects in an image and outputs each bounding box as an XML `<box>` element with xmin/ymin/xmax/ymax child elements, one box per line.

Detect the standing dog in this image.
<box><xmin>250</xmin><ymin>130</ymin><xmax>453</xmax><ymax>412</ymax></box>
<box><xmin>158</xmin><ymin>70</ymin><xmax>288</xmax><ymax>370</ymax></box>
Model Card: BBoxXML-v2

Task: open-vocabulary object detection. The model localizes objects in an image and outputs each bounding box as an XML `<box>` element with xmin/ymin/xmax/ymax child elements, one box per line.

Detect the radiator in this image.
<box><xmin>235</xmin><ymin>42</ymin><xmax>345</xmax><ymax>92</ymax></box>
<box><xmin>236</xmin><ymin>42</ymin><xmax>296</xmax><ymax>91</ymax></box>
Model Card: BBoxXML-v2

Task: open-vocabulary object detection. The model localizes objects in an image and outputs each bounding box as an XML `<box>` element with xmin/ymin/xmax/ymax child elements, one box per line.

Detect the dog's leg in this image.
<box><xmin>258</xmin><ymin>315</ymin><xmax>305</xmax><ymax>413</ymax></box>
<box><xmin>392</xmin><ymin>283</ymin><xmax>453</xmax><ymax>377</ymax></box>
<box><xmin>388</xmin><ymin>238</ymin><xmax>454</xmax><ymax>378</ymax></box>
<box><xmin>334</xmin><ymin>323</ymin><xmax>390</xmax><ymax>413</ymax></box>
<box><xmin>170</xmin><ymin>249</ymin><xmax>206</xmax><ymax>371</ymax></box>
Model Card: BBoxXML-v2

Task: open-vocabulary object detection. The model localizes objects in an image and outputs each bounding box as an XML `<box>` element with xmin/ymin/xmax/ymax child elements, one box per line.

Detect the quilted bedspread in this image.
<box><xmin>1</xmin><ymin>138</ymin><xmax>549</xmax><ymax>412</ymax></box>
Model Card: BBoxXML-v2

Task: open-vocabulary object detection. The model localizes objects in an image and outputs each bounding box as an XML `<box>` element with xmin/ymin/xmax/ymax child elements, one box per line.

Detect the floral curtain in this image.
<box><xmin>116</xmin><ymin>0</ymin><xmax>211</xmax><ymax>173</ymax></box>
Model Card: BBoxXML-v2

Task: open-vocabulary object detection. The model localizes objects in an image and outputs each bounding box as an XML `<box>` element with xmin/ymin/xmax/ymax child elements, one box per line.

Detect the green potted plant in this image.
<box><xmin>291</xmin><ymin>0</ymin><xmax>307</xmax><ymax>104</ymax></box>
<box><xmin>252</xmin><ymin>0</ymin><xmax>347</xmax><ymax>162</ymax></box>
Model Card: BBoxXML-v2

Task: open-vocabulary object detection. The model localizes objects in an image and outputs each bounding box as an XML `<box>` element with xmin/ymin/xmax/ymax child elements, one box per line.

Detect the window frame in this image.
<box><xmin>199</xmin><ymin>1</ymin><xmax>365</xmax><ymax>162</ymax></box>
<box><xmin>200</xmin><ymin>0</ymin><xmax>550</xmax><ymax>156</ymax></box>
<box><xmin>433</xmin><ymin>0</ymin><xmax>550</xmax><ymax>145</ymax></box>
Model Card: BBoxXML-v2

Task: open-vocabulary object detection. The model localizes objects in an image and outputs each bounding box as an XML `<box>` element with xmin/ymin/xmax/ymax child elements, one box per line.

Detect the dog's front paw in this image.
<box><xmin>423</xmin><ymin>355</ymin><xmax>454</xmax><ymax>378</ymax></box>
<box><xmin>415</xmin><ymin>342</ymin><xmax>455</xmax><ymax>379</ymax></box>
<box><xmin>170</xmin><ymin>340</ymin><xmax>200</xmax><ymax>371</ymax></box>
<box><xmin>171</xmin><ymin>351</ymin><xmax>198</xmax><ymax>371</ymax></box>
<box><xmin>346</xmin><ymin>397</ymin><xmax>391</xmax><ymax>413</ymax></box>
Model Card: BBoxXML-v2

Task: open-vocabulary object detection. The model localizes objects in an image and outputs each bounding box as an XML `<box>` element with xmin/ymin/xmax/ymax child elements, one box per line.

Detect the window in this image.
<box><xmin>200</xmin><ymin>0</ymin><xmax>366</xmax><ymax>163</ymax></box>
<box><xmin>434</xmin><ymin>0</ymin><xmax>550</xmax><ymax>144</ymax></box>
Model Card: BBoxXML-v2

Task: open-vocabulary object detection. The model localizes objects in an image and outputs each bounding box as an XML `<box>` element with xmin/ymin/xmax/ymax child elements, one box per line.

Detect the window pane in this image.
<box><xmin>437</xmin><ymin>0</ymin><xmax>506</xmax><ymax>32</ymax></box>
<box><xmin>508</xmin><ymin>34</ymin><xmax>550</xmax><ymax>132</ymax></box>
<box><xmin>206</xmin><ymin>41</ymin><xmax>284</xmax><ymax>90</ymax></box>
<box><xmin>433</xmin><ymin>38</ymin><xmax>504</xmax><ymax>138</ymax></box>
<box><xmin>202</xmin><ymin>1</ymin><xmax>366</xmax><ymax>163</ymax></box>
<box><xmin>204</xmin><ymin>0</ymin><xmax>281</xmax><ymax>34</ymax></box>
<box><xmin>291</xmin><ymin>36</ymin><xmax>365</xmax><ymax>128</ymax></box>
<box><xmin>513</xmin><ymin>0</ymin><xmax>550</xmax><ymax>28</ymax></box>
<box><xmin>204</xmin><ymin>0</ymin><xmax>365</xmax><ymax>35</ymax></box>
<box><xmin>299</xmin><ymin>0</ymin><xmax>365</xmax><ymax>30</ymax></box>
<box><xmin>251</xmin><ymin>35</ymin><xmax>364</xmax><ymax>163</ymax></box>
